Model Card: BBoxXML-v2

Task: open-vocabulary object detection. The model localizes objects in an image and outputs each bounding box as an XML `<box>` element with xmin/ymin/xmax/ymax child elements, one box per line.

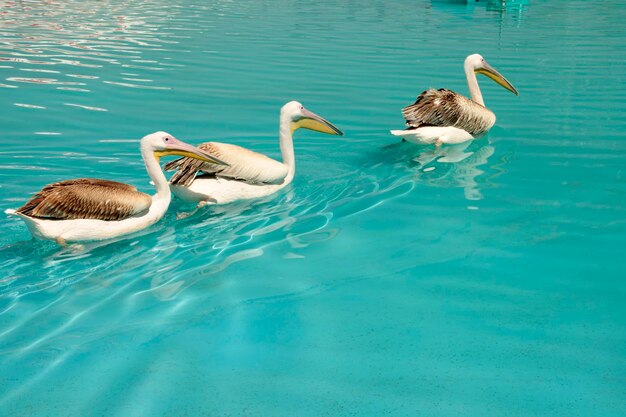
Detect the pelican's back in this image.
<box><xmin>16</xmin><ymin>178</ymin><xmax>152</xmax><ymax>221</ymax></box>
<box><xmin>165</xmin><ymin>142</ymin><xmax>288</xmax><ymax>187</ymax></box>
<box><xmin>402</xmin><ymin>89</ymin><xmax>495</xmax><ymax>136</ymax></box>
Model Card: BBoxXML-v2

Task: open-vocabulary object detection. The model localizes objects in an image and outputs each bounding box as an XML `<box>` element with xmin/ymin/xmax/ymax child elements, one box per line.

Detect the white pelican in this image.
<box><xmin>164</xmin><ymin>101</ymin><xmax>343</xmax><ymax>206</ymax></box>
<box><xmin>391</xmin><ymin>53</ymin><xmax>518</xmax><ymax>146</ymax></box>
<box><xmin>5</xmin><ymin>132</ymin><xmax>227</xmax><ymax>245</ymax></box>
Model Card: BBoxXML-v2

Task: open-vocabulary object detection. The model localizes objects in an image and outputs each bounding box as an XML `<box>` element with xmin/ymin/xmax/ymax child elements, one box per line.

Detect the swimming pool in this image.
<box><xmin>1</xmin><ymin>1</ymin><xmax>625</xmax><ymax>416</ymax></box>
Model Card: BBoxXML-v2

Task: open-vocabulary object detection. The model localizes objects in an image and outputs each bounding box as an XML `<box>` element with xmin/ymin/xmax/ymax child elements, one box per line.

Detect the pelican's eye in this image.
<box><xmin>164</xmin><ymin>137</ymin><xmax>171</xmax><ymax>142</ymax></box>
<box><xmin>300</xmin><ymin>106</ymin><xmax>304</xmax><ymax>110</ymax></box>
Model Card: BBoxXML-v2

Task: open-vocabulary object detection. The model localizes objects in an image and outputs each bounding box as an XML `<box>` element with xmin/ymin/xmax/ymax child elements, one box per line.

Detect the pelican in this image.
<box><xmin>4</xmin><ymin>132</ymin><xmax>227</xmax><ymax>245</ymax></box>
<box><xmin>391</xmin><ymin>53</ymin><xmax>518</xmax><ymax>146</ymax></box>
<box><xmin>164</xmin><ymin>101</ymin><xmax>343</xmax><ymax>206</ymax></box>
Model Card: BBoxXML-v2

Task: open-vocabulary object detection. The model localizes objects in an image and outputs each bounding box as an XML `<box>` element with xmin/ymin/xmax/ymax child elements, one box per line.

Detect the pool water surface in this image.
<box><xmin>1</xmin><ymin>1</ymin><xmax>625</xmax><ymax>416</ymax></box>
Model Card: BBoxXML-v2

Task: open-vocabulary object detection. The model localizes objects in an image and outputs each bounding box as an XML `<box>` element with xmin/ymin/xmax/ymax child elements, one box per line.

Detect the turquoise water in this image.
<box><xmin>1</xmin><ymin>0</ymin><xmax>625</xmax><ymax>415</ymax></box>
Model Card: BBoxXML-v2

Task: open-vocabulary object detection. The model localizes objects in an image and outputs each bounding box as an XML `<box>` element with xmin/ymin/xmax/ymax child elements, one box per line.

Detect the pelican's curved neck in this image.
<box><xmin>140</xmin><ymin>144</ymin><xmax>170</xmax><ymax>202</ymax></box>
<box><xmin>279</xmin><ymin>112</ymin><xmax>295</xmax><ymax>183</ymax></box>
<box><xmin>464</xmin><ymin>62</ymin><xmax>484</xmax><ymax>106</ymax></box>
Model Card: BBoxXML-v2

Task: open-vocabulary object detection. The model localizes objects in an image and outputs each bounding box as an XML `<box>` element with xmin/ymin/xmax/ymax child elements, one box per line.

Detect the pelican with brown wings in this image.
<box><xmin>391</xmin><ymin>54</ymin><xmax>518</xmax><ymax>146</ymax></box>
<box><xmin>5</xmin><ymin>132</ymin><xmax>227</xmax><ymax>244</ymax></box>
<box><xmin>164</xmin><ymin>101</ymin><xmax>343</xmax><ymax>206</ymax></box>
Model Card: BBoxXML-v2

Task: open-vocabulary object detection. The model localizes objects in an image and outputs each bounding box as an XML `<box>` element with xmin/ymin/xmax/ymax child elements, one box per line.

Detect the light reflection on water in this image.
<box><xmin>0</xmin><ymin>0</ymin><xmax>180</xmax><ymax>112</ymax></box>
<box><xmin>1</xmin><ymin>0</ymin><xmax>626</xmax><ymax>416</ymax></box>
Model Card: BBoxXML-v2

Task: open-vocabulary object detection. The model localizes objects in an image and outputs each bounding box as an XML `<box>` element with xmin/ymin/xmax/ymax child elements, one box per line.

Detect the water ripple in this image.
<box><xmin>1</xmin><ymin>1</ymin><xmax>626</xmax><ymax>415</ymax></box>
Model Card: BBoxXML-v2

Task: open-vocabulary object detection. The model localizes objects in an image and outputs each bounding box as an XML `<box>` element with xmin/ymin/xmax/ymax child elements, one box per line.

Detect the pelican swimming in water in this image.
<box><xmin>5</xmin><ymin>132</ymin><xmax>227</xmax><ymax>244</ymax></box>
<box><xmin>391</xmin><ymin>53</ymin><xmax>518</xmax><ymax>146</ymax></box>
<box><xmin>164</xmin><ymin>101</ymin><xmax>343</xmax><ymax>206</ymax></box>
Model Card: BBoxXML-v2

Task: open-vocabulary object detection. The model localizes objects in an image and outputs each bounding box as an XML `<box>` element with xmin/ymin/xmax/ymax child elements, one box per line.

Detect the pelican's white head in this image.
<box><xmin>465</xmin><ymin>53</ymin><xmax>485</xmax><ymax>70</ymax></box>
<box><xmin>465</xmin><ymin>54</ymin><xmax>519</xmax><ymax>95</ymax></box>
<box><xmin>281</xmin><ymin>101</ymin><xmax>344</xmax><ymax>136</ymax></box>
<box><xmin>141</xmin><ymin>131</ymin><xmax>227</xmax><ymax>165</ymax></box>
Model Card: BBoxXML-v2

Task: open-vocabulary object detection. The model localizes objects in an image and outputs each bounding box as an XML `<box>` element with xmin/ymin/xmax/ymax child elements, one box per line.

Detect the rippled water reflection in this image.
<box><xmin>1</xmin><ymin>0</ymin><xmax>626</xmax><ymax>416</ymax></box>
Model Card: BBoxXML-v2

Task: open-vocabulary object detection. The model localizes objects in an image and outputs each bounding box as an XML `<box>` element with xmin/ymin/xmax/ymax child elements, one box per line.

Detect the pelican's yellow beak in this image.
<box><xmin>476</xmin><ymin>61</ymin><xmax>519</xmax><ymax>95</ymax></box>
<box><xmin>154</xmin><ymin>138</ymin><xmax>228</xmax><ymax>166</ymax></box>
<box><xmin>292</xmin><ymin>108</ymin><xmax>344</xmax><ymax>136</ymax></box>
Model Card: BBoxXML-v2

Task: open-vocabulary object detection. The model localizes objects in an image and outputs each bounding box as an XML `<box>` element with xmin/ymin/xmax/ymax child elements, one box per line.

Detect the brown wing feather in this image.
<box><xmin>164</xmin><ymin>156</ymin><xmax>207</xmax><ymax>187</ymax></box>
<box><xmin>17</xmin><ymin>178</ymin><xmax>152</xmax><ymax>221</ymax></box>
<box><xmin>164</xmin><ymin>142</ymin><xmax>287</xmax><ymax>187</ymax></box>
<box><xmin>402</xmin><ymin>88</ymin><xmax>495</xmax><ymax>135</ymax></box>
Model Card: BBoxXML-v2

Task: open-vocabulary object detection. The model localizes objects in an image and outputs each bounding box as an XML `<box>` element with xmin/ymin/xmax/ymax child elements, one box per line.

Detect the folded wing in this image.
<box><xmin>165</xmin><ymin>142</ymin><xmax>288</xmax><ymax>187</ymax></box>
<box><xmin>402</xmin><ymin>88</ymin><xmax>495</xmax><ymax>136</ymax></box>
<box><xmin>16</xmin><ymin>178</ymin><xmax>152</xmax><ymax>221</ymax></box>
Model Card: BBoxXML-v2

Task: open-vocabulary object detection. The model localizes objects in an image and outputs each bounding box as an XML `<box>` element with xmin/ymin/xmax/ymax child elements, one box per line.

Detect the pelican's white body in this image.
<box><xmin>171</xmin><ymin>176</ymin><xmax>290</xmax><ymax>205</ymax></box>
<box><xmin>5</xmin><ymin>197</ymin><xmax>169</xmax><ymax>242</ymax></box>
<box><xmin>5</xmin><ymin>132</ymin><xmax>197</xmax><ymax>244</ymax></box>
<box><xmin>393</xmin><ymin>54</ymin><xmax>508</xmax><ymax>146</ymax></box>
<box><xmin>170</xmin><ymin>102</ymin><xmax>302</xmax><ymax>206</ymax></box>
<box><xmin>390</xmin><ymin>126</ymin><xmax>474</xmax><ymax>145</ymax></box>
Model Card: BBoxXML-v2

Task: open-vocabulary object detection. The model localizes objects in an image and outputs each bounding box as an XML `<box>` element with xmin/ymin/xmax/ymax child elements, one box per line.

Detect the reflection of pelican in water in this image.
<box><xmin>391</xmin><ymin>54</ymin><xmax>518</xmax><ymax>146</ymax></box>
<box><xmin>431</xmin><ymin>0</ymin><xmax>530</xmax><ymax>12</ymax></box>
<box><xmin>411</xmin><ymin>141</ymin><xmax>496</xmax><ymax>200</ymax></box>
<box><xmin>474</xmin><ymin>0</ymin><xmax>531</xmax><ymax>12</ymax></box>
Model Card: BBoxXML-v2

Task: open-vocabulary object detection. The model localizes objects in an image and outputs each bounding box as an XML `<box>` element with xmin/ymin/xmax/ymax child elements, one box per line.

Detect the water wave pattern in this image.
<box><xmin>0</xmin><ymin>0</ymin><xmax>183</xmax><ymax>116</ymax></box>
<box><xmin>1</xmin><ymin>1</ymin><xmax>626</xmax><ymax>416</ymax></box>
